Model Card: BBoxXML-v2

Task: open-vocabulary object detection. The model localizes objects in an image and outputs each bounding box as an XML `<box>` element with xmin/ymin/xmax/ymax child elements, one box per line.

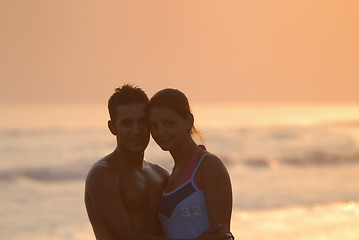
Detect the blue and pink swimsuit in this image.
<box><xmin>158</xmin><ymin>146</ymin><xmax>211</xmax><ymax>239</ymax></box>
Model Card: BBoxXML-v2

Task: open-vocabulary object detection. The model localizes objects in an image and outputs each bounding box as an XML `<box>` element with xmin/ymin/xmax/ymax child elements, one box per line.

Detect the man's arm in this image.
<box><xmin>86</xmin><ymin>164</ymin><xmax>136</xmax><ymax>240</ymax></box>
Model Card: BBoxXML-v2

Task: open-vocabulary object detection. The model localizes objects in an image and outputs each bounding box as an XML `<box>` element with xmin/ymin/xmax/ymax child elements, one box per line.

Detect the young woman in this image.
<box><xmin>148</xmin><ymin>89</ymin><xmax>233</xmax><ymax>240</ymax></box>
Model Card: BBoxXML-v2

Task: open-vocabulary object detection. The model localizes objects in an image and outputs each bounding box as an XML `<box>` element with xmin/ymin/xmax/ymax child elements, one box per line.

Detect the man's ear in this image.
<box><xmin>108</xmin><ymin>120</ymin><xmax>117</xmax><ymax>136</ymax></box>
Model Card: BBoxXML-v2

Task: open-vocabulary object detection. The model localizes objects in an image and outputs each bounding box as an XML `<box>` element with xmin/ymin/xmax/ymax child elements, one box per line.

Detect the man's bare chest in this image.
<box><xmin>119</xmin><ymin>169</ymin><xmax>163</xmax><ymax>212</ymax></box>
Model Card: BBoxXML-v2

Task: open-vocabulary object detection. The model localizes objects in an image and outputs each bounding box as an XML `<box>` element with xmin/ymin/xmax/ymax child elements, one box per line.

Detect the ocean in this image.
<box><xmin>1</xmin><ymin>103</ymin><xmax>359</xmax><ymax>240</ymax></box>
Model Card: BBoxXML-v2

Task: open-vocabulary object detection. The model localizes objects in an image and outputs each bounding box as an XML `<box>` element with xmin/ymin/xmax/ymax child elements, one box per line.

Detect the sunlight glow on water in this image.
<box><xmin>341</xmin><ymin>201</ymin><xmax>357</xmax><ymax>212</ymax></box>
<box><xmin>233</xmin><ymin>201</ymin><xmax>359</xmax><ymax>240</ymax></box>
<box><xmin>193</xmin><ymin>103</ymin><xmax>359</xmax><ymax>129</ymax></box>
<box><xmin>2</xmin><ymin>103</ymin><xmax>359</xmax><ymax>130</ymax></box>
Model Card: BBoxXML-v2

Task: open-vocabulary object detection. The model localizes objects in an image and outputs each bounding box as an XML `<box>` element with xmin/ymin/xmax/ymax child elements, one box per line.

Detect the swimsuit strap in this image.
<box><xmin>190</xmin><ymin>152</ymin><xmax>209</xmax><ymax>181</ymax></box>
<box><xmin>180</xmin><ymin>145</ymin><xmax>206</xmax><ymax>185</ymax></box>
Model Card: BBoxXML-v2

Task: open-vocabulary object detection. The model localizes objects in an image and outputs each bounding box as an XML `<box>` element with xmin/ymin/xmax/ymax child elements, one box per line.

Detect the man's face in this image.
<box><xmin>109</xmin><ymin>103</ymin><xmax>150</xmax><ymax>153</ymax></box>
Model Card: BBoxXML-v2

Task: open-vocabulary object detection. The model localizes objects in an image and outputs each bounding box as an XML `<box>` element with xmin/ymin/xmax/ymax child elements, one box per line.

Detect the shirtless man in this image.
<box><xmin>85</xmin><ymin>84</ymin><xmax>168</xmax><ymax>239</ymax></box>
<box><xmin>85</xmin><ymin>84</ymin><xmax>232</xmax><ymax>240</ymax></box>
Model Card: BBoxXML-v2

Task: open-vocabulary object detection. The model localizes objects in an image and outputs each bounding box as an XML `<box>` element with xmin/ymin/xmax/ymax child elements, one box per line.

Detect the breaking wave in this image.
<box><xmin>0</xmin><ymin>163</ymin><xmax>89</xmax><ymax>182</ymax></box>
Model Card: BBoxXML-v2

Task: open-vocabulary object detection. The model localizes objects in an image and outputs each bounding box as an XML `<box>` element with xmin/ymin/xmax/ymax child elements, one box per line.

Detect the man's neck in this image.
<box><xmin>110</xmin><ymin>147</ymin><xmax>144</xmax><ymax>169</ymax></box>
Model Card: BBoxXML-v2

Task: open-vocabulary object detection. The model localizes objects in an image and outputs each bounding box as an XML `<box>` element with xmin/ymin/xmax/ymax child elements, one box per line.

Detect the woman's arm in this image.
<box><xmin>135</xmin><ymin>224</ymin><xmax>232</xmax><ymax>240</ymax></box>
<box><xmin>199</xmin><ymin>154</ymin><xmax>233</xmax><ymax>233</ymax></box>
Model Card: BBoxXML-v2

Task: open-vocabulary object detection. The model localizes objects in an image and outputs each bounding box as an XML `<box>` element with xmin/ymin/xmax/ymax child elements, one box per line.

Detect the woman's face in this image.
<box><xmin>149</xmin><ymin>106</ymin><xmax>192</xmax><ymax>151</ymax></box>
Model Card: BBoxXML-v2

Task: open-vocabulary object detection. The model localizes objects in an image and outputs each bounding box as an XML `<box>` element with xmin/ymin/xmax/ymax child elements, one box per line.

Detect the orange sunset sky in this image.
<box><xmin>1</xmin><ymin>0</ymin><xmax>358</xmax><ymax>104</ymax></box>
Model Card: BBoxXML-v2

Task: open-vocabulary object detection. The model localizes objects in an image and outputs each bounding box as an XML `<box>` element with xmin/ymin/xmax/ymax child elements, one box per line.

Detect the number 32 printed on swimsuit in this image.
<box><xmin>181</xmin><ymin>205</ymin><xmax>202</xmax><ymax>217</ymax></box>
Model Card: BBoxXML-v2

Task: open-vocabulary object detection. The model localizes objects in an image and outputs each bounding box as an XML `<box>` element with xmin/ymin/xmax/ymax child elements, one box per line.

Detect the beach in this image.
<box><xmin>1</xmin><ymin>103</ymin><xmax>359</xmax><ymax>239</ymax></box>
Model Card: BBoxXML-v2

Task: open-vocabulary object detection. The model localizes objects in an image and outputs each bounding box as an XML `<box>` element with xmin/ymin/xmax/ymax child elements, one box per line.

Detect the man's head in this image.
<box><xmin>108</xmin><ymin>83</ymin><xmax>149</xmax><ymax>122</ymax></box>
<box><xmin>108</xmin><ymin>84</ymin><xmax>150</xmax><ymax>153</ymax></box>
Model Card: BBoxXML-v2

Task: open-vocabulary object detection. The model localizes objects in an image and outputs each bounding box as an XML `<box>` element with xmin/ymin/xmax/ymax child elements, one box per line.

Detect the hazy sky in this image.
<box><xmin>1</xmin><ymin>0</ymin><xmax>358</xmax><ymax>104</ymax></box>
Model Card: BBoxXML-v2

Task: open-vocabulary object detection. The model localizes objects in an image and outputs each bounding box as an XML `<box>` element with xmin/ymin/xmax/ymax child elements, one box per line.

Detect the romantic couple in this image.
<box><xmin>84</xmin><ymin>84</ymin><xmax>233</xmax><ymax>240</ymax></box>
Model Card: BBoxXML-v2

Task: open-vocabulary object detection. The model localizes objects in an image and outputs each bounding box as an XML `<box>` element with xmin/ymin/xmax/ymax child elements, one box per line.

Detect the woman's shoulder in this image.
<box><xmin>197</xmin><ymin>151</ymin><xmax>231</xmax><ymax>189</ymax></box>
<box><xmin>199</xmin><ymin>151</ymin><xmax>228</xmax><ymax>172</ymax></box>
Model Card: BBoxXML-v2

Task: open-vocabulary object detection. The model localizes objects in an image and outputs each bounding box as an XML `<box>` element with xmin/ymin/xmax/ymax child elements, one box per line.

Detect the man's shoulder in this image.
<box><xmin>85</xmin><ymin>155</ymin><xmax>117</xmax><ymax>186</ymax></box>
<box><xmin>144</xmin><ymin>161</ymin><xmax>169</xmax><ymax>178</ymax></box>
<box><xmin>88</xmin><ymin>158</ymin><xmax>111</xmax><ymax>174</ymax></box>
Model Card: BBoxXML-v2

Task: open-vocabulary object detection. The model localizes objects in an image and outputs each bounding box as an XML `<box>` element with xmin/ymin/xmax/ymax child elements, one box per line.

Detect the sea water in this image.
<box><xmin>1</xmin><ymin>103</ymin><xmax>359</xmax><ymax>240</ymax></box>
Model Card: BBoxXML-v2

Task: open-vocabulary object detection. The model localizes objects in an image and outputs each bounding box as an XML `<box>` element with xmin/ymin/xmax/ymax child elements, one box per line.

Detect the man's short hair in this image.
<box><xmin>108</xmin><ymin>83</ymin><xmax>149</xmax><ymax>121</ymax></box>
